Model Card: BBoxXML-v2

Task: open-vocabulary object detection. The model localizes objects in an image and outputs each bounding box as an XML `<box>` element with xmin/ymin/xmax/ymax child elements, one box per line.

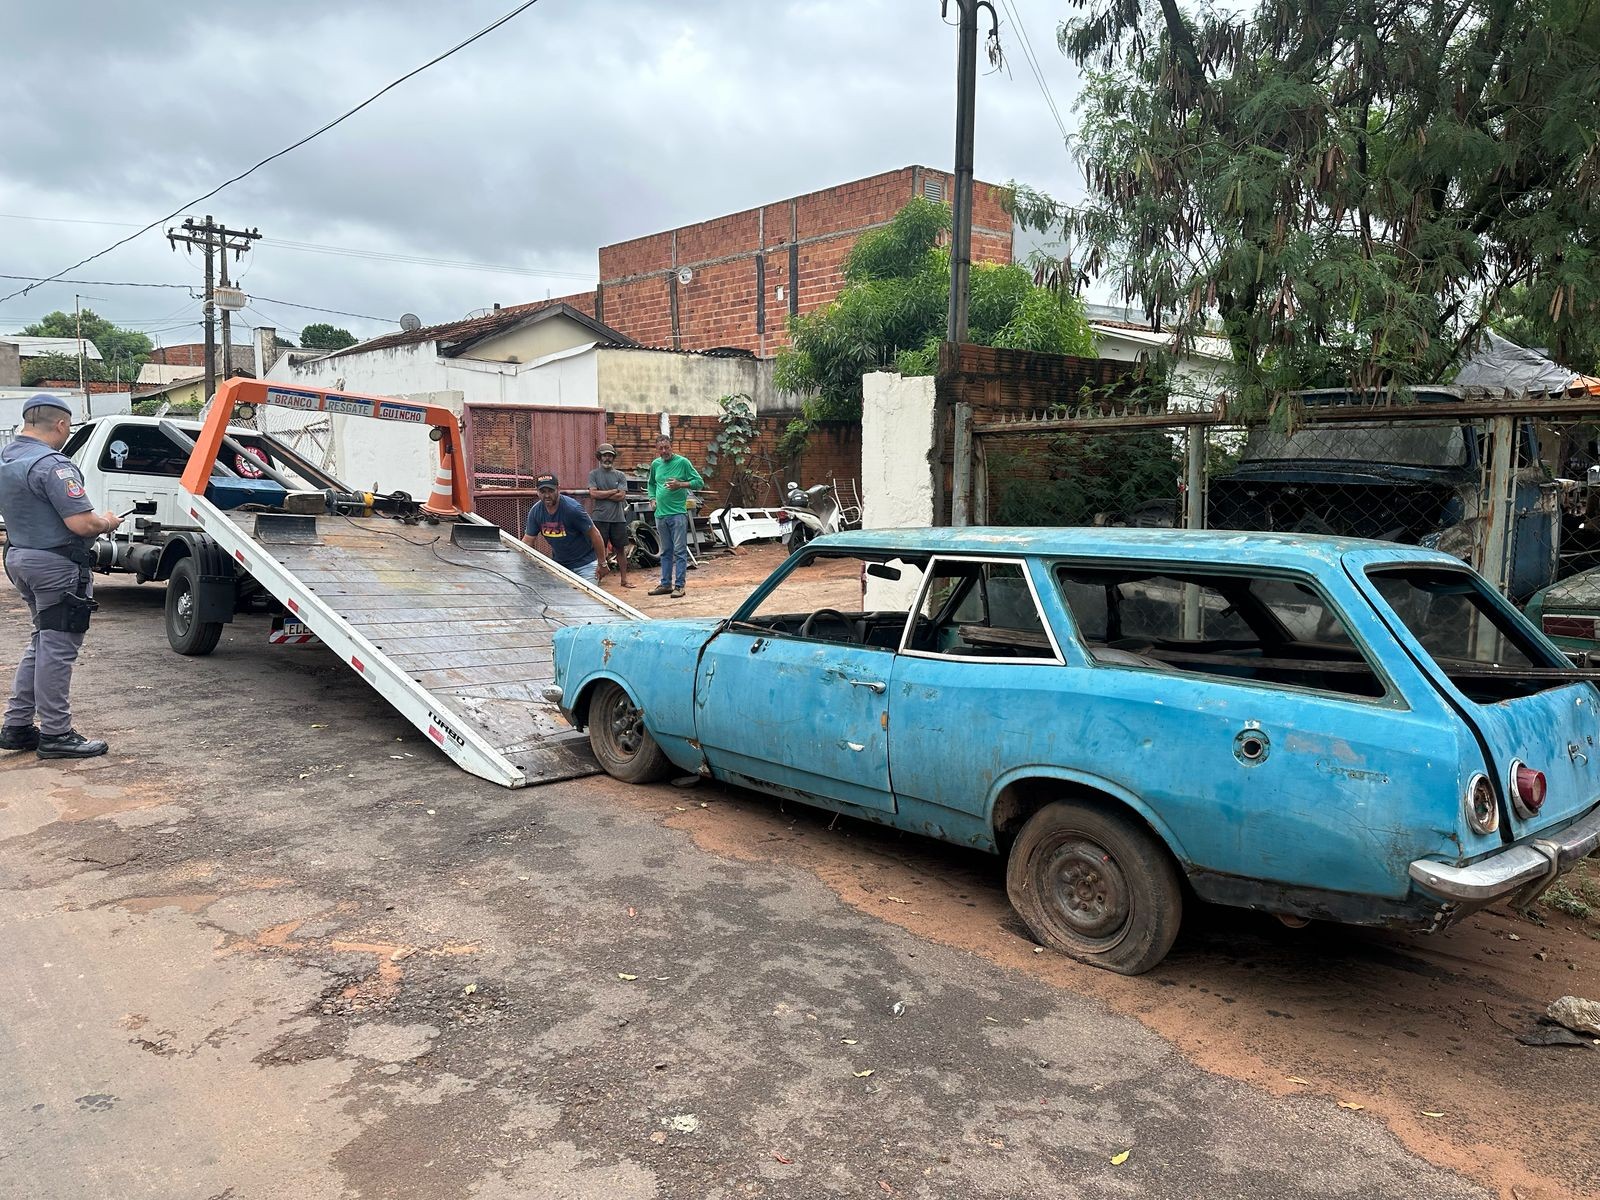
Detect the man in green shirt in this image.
<box><xmin>646</xmin><ymin>434</ymin><xmax>704</xmax><ymax>598</ymax></box>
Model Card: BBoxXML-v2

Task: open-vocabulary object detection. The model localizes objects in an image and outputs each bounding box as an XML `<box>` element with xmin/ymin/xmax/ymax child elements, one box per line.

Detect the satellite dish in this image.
<box><xmin>676</xmin><ymin>267</ymin><xmax>694</xmax><ymax>285</ymax></box>
<box><xmin>399</xmin><ymin>313</ymin><xmax>422</xmax><ymax>332</ymax></box>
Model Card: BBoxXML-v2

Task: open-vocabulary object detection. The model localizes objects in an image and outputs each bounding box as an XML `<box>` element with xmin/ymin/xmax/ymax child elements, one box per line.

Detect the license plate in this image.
<box><xmin>268</xmin><ymin>619</ymin><xmax>318</xmax><ymax>645</ymax></box>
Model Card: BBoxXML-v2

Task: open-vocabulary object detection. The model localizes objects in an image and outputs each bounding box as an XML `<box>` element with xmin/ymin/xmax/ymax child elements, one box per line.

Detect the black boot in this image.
<box><xmin>0</xmin><ymin>724</ymin><xmax>39</xmax><ymax>751</ymax></box>
<box><xmin>37</xmin><ymin>730</ymin><xmax>109</xmax><ymax>759</ymax></box>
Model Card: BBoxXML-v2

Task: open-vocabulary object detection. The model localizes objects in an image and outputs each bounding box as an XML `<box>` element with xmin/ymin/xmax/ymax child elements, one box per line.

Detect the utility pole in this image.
<box><xmin>166</xmin><ymin>216</ymin><xmax>260</xmax><ymax>401</ymax></box>
<box><xmin>942</xmin><ymin>0</ymin><xmax>998</xmax><ymax>345</ymax></box>
<box><xmin>74</xmin><ymin>294</ymin><xmax>86</xmax><ymax>414</ymax></box>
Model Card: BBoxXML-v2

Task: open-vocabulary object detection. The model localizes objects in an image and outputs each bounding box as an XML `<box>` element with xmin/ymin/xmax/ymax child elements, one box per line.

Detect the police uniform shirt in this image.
<box><xmin>0</xmin><ymin>438</ymin><xmax>95</xmax><ymax>550</ymax></box>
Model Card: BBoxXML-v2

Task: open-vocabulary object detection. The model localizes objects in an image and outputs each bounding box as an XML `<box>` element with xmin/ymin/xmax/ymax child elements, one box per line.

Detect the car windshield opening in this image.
<box><xmin>1366</xmin><ymin>566</ymin><xmax>1568</xmax><ymax>702</ymax></box>
<box><xmin>1055</xmin><ymin>565</ymin><xmax>1385</xmax><ymax>699</ymax></box>
<box><xmin>731</xmin><ymin>552</ymin><xmax>929</xmax><ymax>649</ymax></box>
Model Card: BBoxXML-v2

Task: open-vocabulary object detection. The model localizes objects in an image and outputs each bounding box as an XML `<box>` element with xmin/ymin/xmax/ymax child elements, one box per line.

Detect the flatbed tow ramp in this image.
<box><xmin>174</xmin><ymin>379</ymin><xmax>641</xmax><ymax>788</ymax></box>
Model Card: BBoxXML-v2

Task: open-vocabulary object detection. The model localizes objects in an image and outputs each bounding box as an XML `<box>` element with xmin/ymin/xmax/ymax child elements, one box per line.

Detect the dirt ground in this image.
<box><xmin>2</xmin><ymin>543</ymin><xmax>1598</xmax><ymax>1200</ymax></box>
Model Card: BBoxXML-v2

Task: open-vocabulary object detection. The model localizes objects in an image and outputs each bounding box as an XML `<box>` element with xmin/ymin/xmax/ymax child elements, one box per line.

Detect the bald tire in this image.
<box><xmin>587</xmin><ymin>681</ymin><xmax>672</xmax><ymax>784</ymax></box>
<box><xmin>1005</xmin><ymin>801</ymin><xmax>1183</xmax><ymax>975</ymax></box>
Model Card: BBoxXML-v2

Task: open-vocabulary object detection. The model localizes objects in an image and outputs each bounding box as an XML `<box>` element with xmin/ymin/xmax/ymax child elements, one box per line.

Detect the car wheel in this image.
<box><xmin>587</xmin><ymin>681</ymin><xmax>672</xmax><ymax>784</ymax></box>
<box><xmin>1005</xmin><ymin>801</ymin><xmax>1182</xmax><ymax>975</ymax></box>
<box><xmin>165</xmin><ymin>558</ymin><xmax>224</xmax><ymax>657</ymax></box>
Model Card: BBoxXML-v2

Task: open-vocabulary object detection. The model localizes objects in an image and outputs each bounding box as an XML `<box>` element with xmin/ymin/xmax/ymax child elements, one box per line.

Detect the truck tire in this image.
<box><xmin>165</xmin><ymin>558</ymin><xmax>224</xmax><ymax>657</ymax></box>
<box><xmin>1005</xmin><ymin>800</ymin><xmax>1183</xmax><ymax>975</ymax></box>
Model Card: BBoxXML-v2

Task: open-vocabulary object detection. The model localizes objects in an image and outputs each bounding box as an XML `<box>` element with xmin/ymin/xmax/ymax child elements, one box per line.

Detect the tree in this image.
<box><xmin>299</xmin><ymin>323</ymin><xmax>357</xmax><ymax>351</ymax></box>
<box><xmin>1012</xmin><ymin>0</ymin><xmax>1600</xmax><ymax>411</ymax></box>
<box><xmin>20</xmin><ymin>353</ymin><xmax>106</xmax><ymax>387</ymax></box>
<box><xmin>21</xmin><ymin>310</ymin><xmax>151</xmax><ymax>386</ymax></box>
<box><xmin>775</xmin><ymin>197</ymin><xmax>1095</xmax><ymax>421</ymax></box>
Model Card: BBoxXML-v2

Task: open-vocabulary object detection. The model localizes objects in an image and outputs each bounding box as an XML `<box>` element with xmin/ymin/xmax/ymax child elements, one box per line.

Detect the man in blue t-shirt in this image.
<box><xmin>522</xmin><ymin>473</ymin><xmax>610</xmax><ymax>584</ymax></box>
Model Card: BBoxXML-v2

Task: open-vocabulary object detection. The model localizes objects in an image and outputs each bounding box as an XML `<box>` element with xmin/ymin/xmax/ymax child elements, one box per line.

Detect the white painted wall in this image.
<box><xmin>0</xmin><ymin>389</ymin><xmax>130</xmax><ymax>430</ymax></box>
<box><xmin>596</xmin><ymin>348</ymin><xmax>780</xmax><ymax>416</ymax></box>
<box><xmin>861</xmin><ymin>372</ymin><xmax>937</xmax><ymax>530</ymax></box>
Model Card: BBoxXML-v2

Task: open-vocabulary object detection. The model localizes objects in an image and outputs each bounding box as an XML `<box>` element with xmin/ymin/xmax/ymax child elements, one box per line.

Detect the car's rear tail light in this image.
<box><xmin>1510</xmin><ymin>760</ymin><xmax>1547</xmax><ymax>818</ymax></box>
<box><xmin>1464</xmin><ymin>773</ymin><xmax>1498</xmax><ymax>835</ymax></box>
<box><xmin>1542</xmin><ymin>614</ymin><xmax>1598</xmax><ymax>639</ymax></box>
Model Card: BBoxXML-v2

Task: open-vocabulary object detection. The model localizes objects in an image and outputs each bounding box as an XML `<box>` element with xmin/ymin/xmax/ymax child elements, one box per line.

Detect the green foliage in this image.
<box><xmin>702</xmin><ymin>393</ymin><xmax>756</xmax><ymax>478</ymax></box>
<box><xmin>990</xmin><ymin>431</ymin><xmax>1179</xmax><ymax>526</ymax></box>
<box><xmin>776</xmin><ymin>198</ymin><xmax>1096</xmax><ymax>423</ymax></box>
<box><xmin>299</xmin><ymin>323</ymin><xmax>357</xmax><ymax>351</ymax></box>
<box><xmin>131</xmin><ymin>397</ymin><xmax>202</xmax><ymax>416</ymax></box>
<box><xmin>1015</xmin><ymin>0</ymin><xmax>1600</xmax><ymax>412</ymax></box>
<box><xmin>21</xmin><ymin>310</ymin><xmax>151</xmax><ymax>384</ymax></box>
<box><xmin>21</xmin><ymin>353</ymin><xmax>105</xmax><ymax>386</ymax></box>
<box><xmin>1493</xmin><ymin>283</ymin><xmax>1600</xmax><ymax>376</ymax></box>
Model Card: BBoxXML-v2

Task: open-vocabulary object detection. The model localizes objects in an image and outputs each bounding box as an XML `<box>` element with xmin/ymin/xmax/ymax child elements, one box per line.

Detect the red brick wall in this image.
<box><xmin>604</xmin><ymin>412</ymin><xmax>862</xmax><ymax>509</ymax></box>
<box><xmin>596</xmin><ymin>166</ymin><xmax>1013</xmax><ymax>358</ymax></box>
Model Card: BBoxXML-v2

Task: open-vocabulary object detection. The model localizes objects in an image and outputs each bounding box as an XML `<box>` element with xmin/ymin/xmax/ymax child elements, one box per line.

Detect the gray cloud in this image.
<box><xmin>0</xmin><ymin>0</ymin><xmax>1086</xmax><ymax>343</ymax></box>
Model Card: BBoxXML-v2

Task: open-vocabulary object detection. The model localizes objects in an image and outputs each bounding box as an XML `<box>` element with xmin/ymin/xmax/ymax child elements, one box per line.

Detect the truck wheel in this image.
<box><xmin>1005</xmin><ymin>800</ymin><xmax>1183</xmax><ymax>975</ymax></box>
<box><xmin>587</xmin><ymin>681</ymin><xmax>672</xmax><ymax>784</ymax></box>
<box><xmin>165</xmin><ymin>558</ymin><xmax>224</xmax><ymax>657</ymax></box>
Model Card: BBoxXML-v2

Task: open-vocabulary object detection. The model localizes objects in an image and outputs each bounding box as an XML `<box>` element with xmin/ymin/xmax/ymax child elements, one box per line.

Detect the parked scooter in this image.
<box><xmin>779</xmin><ymin>481</ymin><xmax>847</xmax><ymax>554</ymax></box>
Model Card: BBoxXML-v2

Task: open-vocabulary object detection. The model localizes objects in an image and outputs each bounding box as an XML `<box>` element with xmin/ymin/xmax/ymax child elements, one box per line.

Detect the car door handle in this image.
<box><xmin>846</xmin><ymin>678</ymin><xmax>886</xmax><ymax>694</ymax></box>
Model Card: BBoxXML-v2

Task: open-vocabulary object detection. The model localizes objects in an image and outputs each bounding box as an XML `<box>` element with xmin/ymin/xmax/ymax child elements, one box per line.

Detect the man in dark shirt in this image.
<box><xmin>587</xmin><ymin>442</ymin><xmax>633</xmax><ymax>588</ymax></box>
<box><xmin>522</xmin><ymin>473</ymin><xmax>609</xmax><ymax>585</ymax></box>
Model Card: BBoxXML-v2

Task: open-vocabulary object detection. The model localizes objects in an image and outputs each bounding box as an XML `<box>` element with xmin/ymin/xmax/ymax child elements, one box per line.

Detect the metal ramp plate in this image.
<box><xmin>218</xmin><ymin>510</ymin><xmax>637</xmax><ymax>786</ymax></box>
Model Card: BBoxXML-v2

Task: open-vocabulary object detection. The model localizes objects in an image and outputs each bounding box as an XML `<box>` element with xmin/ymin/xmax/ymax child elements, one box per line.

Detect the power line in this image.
<box><xmin>0</xmin><ymin>273</ymin><xmax>390</xmax><ymax>324</ymax></box>
<box><xmin>0</xmin><ymin>0</ymin><xmax>544</xmax><ymax>306</ymax></box>
<box><xmin>249</xmin><ymin>294</ymin><xmax>391</xmax><ymax>323</ymax></box>
<box><xmin>999</xmin><ymin>0</ymin><xmax>1068</xmax><ymax>143</ymax></box>
<box><xmin>0</xmin><ymin>273</ymin><xmax>193</xmax><ymax>290</ymax></box>
<box><xmin>259</xmin><ymin>236</ymin><xmax>595</xmax><ymax>281</ymax></box>
<box><xmin>0</xmin><ymin>214</ymin><xmax>592</xmax><ymax>283</ymax></box>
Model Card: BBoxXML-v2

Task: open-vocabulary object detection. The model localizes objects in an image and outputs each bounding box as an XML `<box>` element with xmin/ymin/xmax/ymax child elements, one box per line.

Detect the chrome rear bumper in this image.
<box><xmin>1409</xmin><ymin>802</ymin><xmax>1600</xmax><ymax>903</ymax></box>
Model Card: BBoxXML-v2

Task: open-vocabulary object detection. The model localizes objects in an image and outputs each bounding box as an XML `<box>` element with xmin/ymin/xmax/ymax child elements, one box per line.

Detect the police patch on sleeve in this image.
<box><xmin>65</xmin><ymin>479</ymin><xmax>86</xmax><ymax>499</ymax></box>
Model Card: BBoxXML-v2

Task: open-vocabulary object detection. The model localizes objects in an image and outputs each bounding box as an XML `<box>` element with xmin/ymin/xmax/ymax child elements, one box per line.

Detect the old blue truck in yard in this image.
<box><xmin>549</xmin><ymin>528</ymin><xmax>1600</xmax><ymax>974</ymax></box>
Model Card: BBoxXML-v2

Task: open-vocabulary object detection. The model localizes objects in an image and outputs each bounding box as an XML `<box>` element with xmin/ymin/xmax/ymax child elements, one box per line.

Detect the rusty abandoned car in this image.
<box><xmin>551</xmin><ymin>528</ymin><xmax>1600</xmax><ymax>974</ymax></box>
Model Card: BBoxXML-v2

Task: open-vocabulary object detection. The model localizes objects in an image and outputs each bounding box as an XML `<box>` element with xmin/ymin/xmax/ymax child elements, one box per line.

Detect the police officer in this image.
<box><xmin>0</xmin><ymin>395</ymin><xmax>122</xmax><ymax>758</ymax></box>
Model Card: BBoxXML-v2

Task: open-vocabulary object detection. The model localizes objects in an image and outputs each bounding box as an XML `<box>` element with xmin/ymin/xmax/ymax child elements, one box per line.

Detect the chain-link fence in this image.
<box><xmin>962</xmin><ymin>390</ymin><xmax>1600</xmax><ymax>611</ymax></box>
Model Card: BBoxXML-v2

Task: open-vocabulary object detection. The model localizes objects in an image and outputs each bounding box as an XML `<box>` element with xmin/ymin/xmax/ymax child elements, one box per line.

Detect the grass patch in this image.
<box><xmin>1543</xmin><ymin>861</ymin><xmax>1600</xmax><ymax>921</ymax></box>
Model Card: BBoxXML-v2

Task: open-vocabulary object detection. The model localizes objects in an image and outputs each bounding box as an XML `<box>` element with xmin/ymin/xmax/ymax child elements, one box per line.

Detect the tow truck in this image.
<box><xmin>71</xmin><ymin>378</ymin><xmax>641</xmax><ymax>787</ymax></box>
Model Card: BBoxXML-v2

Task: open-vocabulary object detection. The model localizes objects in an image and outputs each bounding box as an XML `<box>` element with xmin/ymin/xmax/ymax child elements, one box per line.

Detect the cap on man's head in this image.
<box><xmin>22</xmin><ymin>395</ymin><xmax>72</xmax><ymax>421</ymax></box>
<box><xmin>596</xmin><ymin>442</ymin><xmax>617</xmax><ymax>457</ymax></box>
<box><xmin>535</xmin><ymin>473</ymin><xmax>559</xmax><ymax>491</ymax></box>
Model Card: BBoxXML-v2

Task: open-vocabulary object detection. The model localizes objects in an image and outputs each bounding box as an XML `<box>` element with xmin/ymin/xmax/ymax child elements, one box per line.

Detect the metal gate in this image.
<box><xmin>462</xmin><ymin>404</ymin><xmax>607</xmax><ymax>534</ymax></box>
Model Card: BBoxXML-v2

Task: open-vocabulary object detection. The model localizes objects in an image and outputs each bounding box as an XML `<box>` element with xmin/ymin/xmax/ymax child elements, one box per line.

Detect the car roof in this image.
<box><xmin>90</xmin><ymin>414</ymin><xmax>258</xmax><ymax>436</ymax></box>
<box><xmin>810</xmin><ymin>526</ymin><xmax>1471</xmax><ymax>572</ymax></box>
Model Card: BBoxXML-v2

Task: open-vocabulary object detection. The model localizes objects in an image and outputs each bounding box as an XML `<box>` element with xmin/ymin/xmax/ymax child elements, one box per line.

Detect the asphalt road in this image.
<box><xmin>1</xmin><ymin>573</ymin><xmax>1592</xmax><ymax>1200</ymax></box>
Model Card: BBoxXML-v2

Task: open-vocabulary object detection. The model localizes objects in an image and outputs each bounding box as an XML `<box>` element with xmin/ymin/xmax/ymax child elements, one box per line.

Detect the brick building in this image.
<box><xmin>590</xmin><ymin>165</ymin><xmax>1013</xmax><ymax>358</ymax></box>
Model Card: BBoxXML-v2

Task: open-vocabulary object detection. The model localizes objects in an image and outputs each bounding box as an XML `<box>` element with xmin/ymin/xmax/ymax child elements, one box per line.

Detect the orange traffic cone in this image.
<box><xmin>422</xmin><ymin>450</ymin><xmax>461</xmax><ymax>517</ymax></box>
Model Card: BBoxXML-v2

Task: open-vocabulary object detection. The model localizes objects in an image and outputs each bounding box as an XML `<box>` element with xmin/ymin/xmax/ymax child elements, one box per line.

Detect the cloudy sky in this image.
<box><xmin>0</xmin><ymin>0</ymin><xmax>1087</xmax><ymax>350</ymax></box>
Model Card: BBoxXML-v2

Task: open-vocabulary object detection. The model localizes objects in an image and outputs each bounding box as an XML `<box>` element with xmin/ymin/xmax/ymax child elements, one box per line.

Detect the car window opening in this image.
<box><xmin>1056</xmin><ymin>566</ymin><xmax>1386</xmax><ymax>699</ymax></box>
<box><xmin>905</xmin><ymin>559</ymin><xmax>1056</xmax><ymax>660</ymax></box>
<box><xmin>1367</xmin><ymin>566</ymin><xmax>1575</xmax><ymax>702</ymax></box>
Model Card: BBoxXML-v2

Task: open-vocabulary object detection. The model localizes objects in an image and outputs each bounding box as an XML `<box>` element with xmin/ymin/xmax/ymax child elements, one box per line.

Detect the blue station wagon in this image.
<box><xmin>550</xmin><ymin>529</ymin><xmax>1600</xmax><ymax>974</ymax></box>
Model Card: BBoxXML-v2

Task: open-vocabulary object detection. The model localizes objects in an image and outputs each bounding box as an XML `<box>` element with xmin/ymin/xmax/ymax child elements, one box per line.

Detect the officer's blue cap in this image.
<box><xmin>21</xmin><ymin>394</ymin><xmax>72</xmax><ymax>420</ymax></box>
